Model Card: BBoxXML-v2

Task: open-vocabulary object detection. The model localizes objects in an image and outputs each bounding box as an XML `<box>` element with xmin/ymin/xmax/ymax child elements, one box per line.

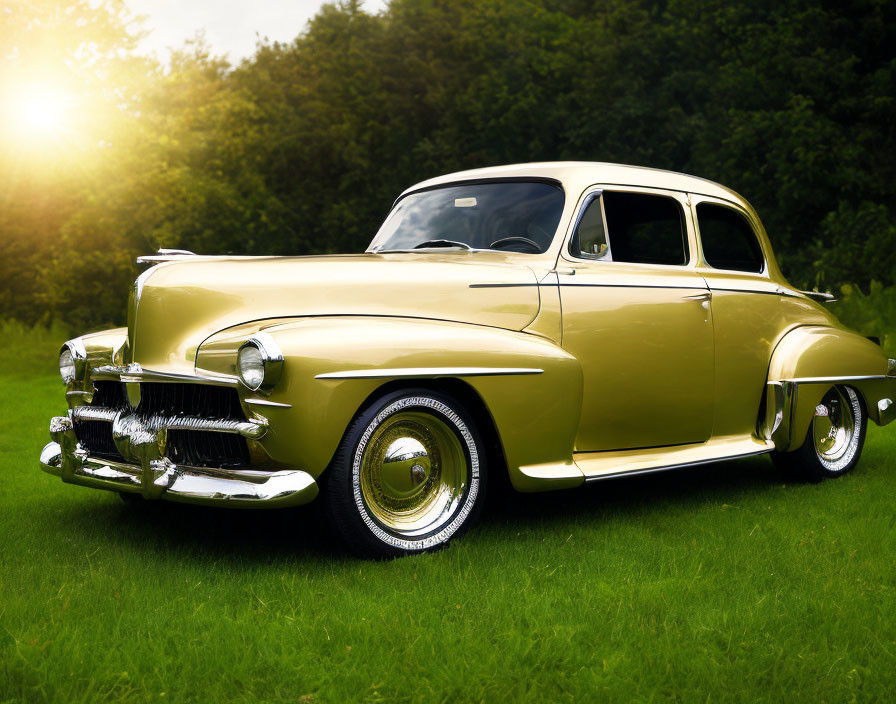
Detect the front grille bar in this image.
<box><xmin>72</xmin><ymin>405</ymin><xmax>266</xmax><ymax>439</ymax></box>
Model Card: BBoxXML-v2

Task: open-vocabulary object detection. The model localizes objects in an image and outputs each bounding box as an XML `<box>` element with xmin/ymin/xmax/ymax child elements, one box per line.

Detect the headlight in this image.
<box><xmin>59</xmin><ymin>347</ymin><xmax>76</xmax><ymax>382</ymax></box>
<box><xmin>59</xmin><ymin>339</ymin><xmax>87</xmax><ymax>383</ymax></box>
<box><xmin>238</xmin><ymin>345</ymin><xmax>265</xmax><ymax>390</ymax></box>
<box><xmin>237</xmin><ymin>333</ymin><xmax>284</xmax><ymax>393</ymax></box>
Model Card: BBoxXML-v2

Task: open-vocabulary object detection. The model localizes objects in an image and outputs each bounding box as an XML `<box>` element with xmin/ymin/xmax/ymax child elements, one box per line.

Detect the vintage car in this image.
<box><xmin>40</xmin><ymin>162</ymin><xmax>896</xmax><ymax>557</ymax></box>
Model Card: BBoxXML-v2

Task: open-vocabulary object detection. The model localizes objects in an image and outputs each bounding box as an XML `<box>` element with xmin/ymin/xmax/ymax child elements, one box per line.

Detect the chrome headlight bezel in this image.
<box><xmin>59</xmin><ymin>339</ymin><xmax>87</xmax><ymax>384</ymax></box>
<box><xmin>237</xmin><ymin>332</ymin><xmax>284</xmax><ymax>394</ymax></box>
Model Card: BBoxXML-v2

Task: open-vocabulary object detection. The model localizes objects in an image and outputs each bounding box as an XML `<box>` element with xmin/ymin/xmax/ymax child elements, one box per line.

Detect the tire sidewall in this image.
<box><xmin>325</xmin><ymin>388</ymin><xmax>486</xmax><ymax>558</ymax></box>
<box><xmin>799</xmin><ymin>385</ymin><xmax>868</xmax><ymax>481</ymax></box>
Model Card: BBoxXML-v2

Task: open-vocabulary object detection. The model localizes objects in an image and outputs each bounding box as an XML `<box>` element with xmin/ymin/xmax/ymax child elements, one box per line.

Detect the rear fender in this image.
<box><xmin>763</xmin><ymin>326</ymin><xmax>894</xmax><ymax>451</ymax></box>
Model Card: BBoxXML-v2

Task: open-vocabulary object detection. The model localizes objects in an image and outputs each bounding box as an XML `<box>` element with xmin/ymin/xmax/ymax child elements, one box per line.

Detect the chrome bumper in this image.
<box><xmin>39</xmin><ymin>417</ymin><xmax>318</xmax><ymax>508</ymax></box>
<box><xmin>881</xmin><ymin>360</ymin><xmax>896</xmax><ymax>426</ymax></box>
<box><xmin>880</xmin><ymin>397</ymin><xmax>895</xmax><ymax>426</ymax></box>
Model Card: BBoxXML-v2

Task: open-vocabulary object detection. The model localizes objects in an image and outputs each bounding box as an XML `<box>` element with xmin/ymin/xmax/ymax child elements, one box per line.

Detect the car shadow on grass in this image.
<box><xmin>41</xmin><ymin>454</ymin><xmax>791</xmax><ymax>563</ymax></box>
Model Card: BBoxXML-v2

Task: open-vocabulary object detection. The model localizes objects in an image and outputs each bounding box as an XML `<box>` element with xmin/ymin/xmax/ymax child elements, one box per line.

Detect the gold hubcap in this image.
<box><xmin>813</xmin><ymin>386</ymin><xmax>857</xmax><ymax>466</ymax></box>
<box><xmin>359</xmin><ymin>411</ymin><xmax>468</xmax><ymax>536</ymax></box>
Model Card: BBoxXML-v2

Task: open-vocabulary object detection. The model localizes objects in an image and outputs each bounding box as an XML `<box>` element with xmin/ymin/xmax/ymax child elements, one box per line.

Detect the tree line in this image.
<box><xmin>1</xmin><ymin>0</ymin><xmax>894</xmax><ymax>330</ymax></box>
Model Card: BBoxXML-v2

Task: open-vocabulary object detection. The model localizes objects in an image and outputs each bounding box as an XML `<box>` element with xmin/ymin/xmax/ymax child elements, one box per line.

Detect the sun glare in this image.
<box><xmin>3</xmin><ymin>83</ymin><xmax>75</xmax><ymax>141</ymax></box>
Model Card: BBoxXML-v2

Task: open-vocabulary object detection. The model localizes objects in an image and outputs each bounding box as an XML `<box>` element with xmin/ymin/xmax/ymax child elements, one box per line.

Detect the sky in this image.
<box><xmin>126</xmin><ymin>0</ymin><xmax>388</xmax><ymax>63</ymax></box>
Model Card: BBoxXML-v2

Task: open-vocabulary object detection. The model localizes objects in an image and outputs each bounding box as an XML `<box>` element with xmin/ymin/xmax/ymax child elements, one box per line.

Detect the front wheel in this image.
<box><xmin>772</xmin><ymin>385</ymin><xmax>867</xmax><ymax>481</ymax></box>
<box><xmin>324</xmin><ymin>389</ymin><xmax>487</xmax><ymax>558</ymax></box>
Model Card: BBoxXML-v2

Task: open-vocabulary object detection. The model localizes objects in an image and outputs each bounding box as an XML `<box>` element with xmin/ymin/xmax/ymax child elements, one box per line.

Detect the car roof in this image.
<box><xmin>400</xmin><ymin>161</ymin><xmax>748</xmax><ymax>207</ymax></box>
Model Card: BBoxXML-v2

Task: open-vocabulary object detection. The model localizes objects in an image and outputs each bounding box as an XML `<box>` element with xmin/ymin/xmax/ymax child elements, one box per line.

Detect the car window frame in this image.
<box><xmin>567</xmin><ymin>189</ymin><xmax>613</xmax><ymax>261</ymax></box>
<box><xmin>562</xmin><ymin>185</ymin><xmax>696</xmax><ymax>269</ymax></box>
<box><xmin>689</xmin><ymin>194</ymin><xmax>768</xmax><ymax>277</ymax></box>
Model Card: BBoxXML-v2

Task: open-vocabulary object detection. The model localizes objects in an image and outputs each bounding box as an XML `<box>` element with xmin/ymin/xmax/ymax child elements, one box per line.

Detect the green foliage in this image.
<box><xmin>831</xmin><ymin>282</ymin><xmax>896</xmax><ymax>358</ymax></box>
<box><xmin>1</xmin><ymin>0</ymin><xmax>895</xmax><ymax>328</ymax></box>
<box><xmin>0</xmin><ymin>319</ymin><xmax>75</xmax><ymax>376</ymax></box>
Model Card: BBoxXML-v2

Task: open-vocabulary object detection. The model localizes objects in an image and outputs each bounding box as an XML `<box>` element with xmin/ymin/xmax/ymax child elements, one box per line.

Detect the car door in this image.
<box><xmin>558</xmin><ymin>186</ymin><xmax>715</xmax><ymax>452</ymax></box>
<box><xmin>689</xmin><ymin>194</ymin><xmax>790</xmax><ymax>439</ymax></box>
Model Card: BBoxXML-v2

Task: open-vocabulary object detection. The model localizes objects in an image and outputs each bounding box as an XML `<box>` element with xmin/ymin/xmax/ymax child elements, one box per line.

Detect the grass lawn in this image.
<box><xmin>2</xmin><ymin>370</ymin><xmax>895</xmax><ymax>703</ymax></box>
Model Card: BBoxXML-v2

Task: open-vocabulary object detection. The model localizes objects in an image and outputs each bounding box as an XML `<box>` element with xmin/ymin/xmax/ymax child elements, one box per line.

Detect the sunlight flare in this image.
<box><xmin>2</xmin><ymin>82</ymin><xmax>76</xmax><ymax>141</ymax></box>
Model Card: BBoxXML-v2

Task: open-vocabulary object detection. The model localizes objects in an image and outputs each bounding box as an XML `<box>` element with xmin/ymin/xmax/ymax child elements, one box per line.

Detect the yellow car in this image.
<box><xmin>40</xmin><ymin>162</ymin><xmax>896</xmax><ymax>557</ymax></box>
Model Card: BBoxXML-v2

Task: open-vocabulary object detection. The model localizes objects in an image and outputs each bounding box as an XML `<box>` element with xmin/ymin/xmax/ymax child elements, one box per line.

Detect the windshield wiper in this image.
<box><xmin>411</xmin><ymin>240</ymin><xmax>473</xmax><ymax>250</ymax></box>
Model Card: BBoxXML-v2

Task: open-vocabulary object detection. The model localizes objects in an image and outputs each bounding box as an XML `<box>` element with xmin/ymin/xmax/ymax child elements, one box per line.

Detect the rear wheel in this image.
<box><xmin>772</xmin><ymin>385</ymin><xmax>867</xmax><ymax>481</ymax></box>
<box><xmin>324</xmin><ymin>389</ymin><xmax>486</xmax><ymax>558</ymax></box>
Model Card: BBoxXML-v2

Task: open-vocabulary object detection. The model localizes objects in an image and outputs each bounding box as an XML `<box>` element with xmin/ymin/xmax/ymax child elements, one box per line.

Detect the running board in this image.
<box><xmin>575</xmin><ymin>436</ymin><xmax>774</xmax><ymax>482</ymax></box>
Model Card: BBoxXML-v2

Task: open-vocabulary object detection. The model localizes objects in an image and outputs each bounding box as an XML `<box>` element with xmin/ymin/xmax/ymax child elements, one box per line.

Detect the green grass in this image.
<box><xmin>2</xmin><ymin>370</ymin><xmax>896</xmax><ymax>703</ymax></box>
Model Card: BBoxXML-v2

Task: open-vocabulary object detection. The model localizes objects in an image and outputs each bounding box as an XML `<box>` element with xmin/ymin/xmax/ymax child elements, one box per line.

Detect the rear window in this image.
<box><xmin>696</xmin><ymin>203</ymin><xmax>765</xmax><ymax>273</ymax></box>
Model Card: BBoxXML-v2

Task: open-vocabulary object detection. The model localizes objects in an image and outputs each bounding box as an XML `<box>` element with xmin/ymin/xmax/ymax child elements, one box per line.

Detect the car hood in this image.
<box><xmin>128</xmin><ymin>253</ymin><xmax>542</xmax><ymax>374</ymax></box>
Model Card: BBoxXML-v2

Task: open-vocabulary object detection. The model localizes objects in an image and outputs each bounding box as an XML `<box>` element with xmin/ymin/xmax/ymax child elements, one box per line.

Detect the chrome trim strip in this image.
<box><xmin>245</xmin><ymin>398</ymin><xmax>293</xmax><ymax>408</ymax></box>
<box><xmin>72</xmin><ymin>406</ymin><xmax>117</xmax><ymax>422</ymax></box>
<box><xmin>579</xmin><ymin>283</ymin><xmax>701</xmax><ymax>290</ymax></box>
<box><xmin>39</xmin><ymin>441</ymin><xmax>318</xmax><ymax>507</ymax></box>
<box><xmin>782</xmin><ymin>375</ymin><xmax>888</xmax><ymax>384</ymax></box>
<box><xmin>799</xmin><ymin>289</ymin><xmax>836</xmax><ymax>303</ymax></box>
<box><xmin>583</xmin><ymin>448</ymin><xmax>773</xmax><ymax>483</ymax></box>
<box><xmin>558</xmin><ymin>283</ymin><xmax>707</xmax><ymax>291</ymax></box>
<box><xmin>470</xmin><ymin>282</ymin><xmax>708</xmax><ymax>290</ymax></box>
<box><xmin>145</xmin><ymin>415</ymin><xmax>267</xmax><ymax>439</ymax></box>
<box><xmin>710</xmin><ymin>287</ymin><xmax>787</xmax><ymax>297</ymax></box>
<box><xmin>91</xmin><ymin>363</ymin><xmax>239</xmax><ymax>386</ymax></box>
<box><xmin>469</xmin><ymin>283</ymin><xmax>803</xmax><ymax>297</ymax></box>
<box><xmin>314</xmin><ymin>367</ymin><xmax>544</xmax><ymax>380</ymax></box>
<box><xmin>71</xmin><ymin>406</ymin><xmax>267</xmax><ymax>439</ymax></box>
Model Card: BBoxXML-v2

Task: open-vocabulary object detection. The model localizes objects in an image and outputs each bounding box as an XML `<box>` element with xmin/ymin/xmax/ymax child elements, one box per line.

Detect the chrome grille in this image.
<box><xmin>166</xmin><ymin>429</ymin><xmax>249</xmax><ymax>468</ymax></box>
<box><xmin>72</xmin><ymin>382</ymin><xmax>251</xmax><ymax>468</ymax></box>
<box><xmin>74</xmin><ymin>419</ymin><xmax>123</xmax><ymax>461</ymax></box>
<box><xmin>138</xmin><ymin>383</ymin><xmax>245</xmax><ymax>420</ymax></box>
<box><xmin>91</xmin><ymin>380</ymin><xmax>128</xmax><ymax>410</ymax></box>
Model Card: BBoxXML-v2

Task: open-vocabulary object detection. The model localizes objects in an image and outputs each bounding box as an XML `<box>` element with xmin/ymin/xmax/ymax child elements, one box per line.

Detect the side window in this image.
<box><xmin>696</xmin><ymin>203</ymin><xmax>764</xmax><ymax>273</ymax></box>
<box><xmin>572</xmin><ymin>195</ymin><xmax>609</xmax><ymax>258</ymax></box>
<box><xmin>602</xmin><ymin>191</ymin><xmax>688</xmax><ymax>265</ymax></box>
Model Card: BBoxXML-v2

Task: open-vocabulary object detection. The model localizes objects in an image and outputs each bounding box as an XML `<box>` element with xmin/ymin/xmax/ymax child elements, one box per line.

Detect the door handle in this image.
<box><xmin>684</xmin><ymin>292</ymin><xmax>712</xmax><ymax>301</ymax></box>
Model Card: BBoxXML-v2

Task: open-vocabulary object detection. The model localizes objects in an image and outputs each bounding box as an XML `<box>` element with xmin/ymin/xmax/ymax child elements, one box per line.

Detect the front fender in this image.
<box><xmin>74</xmin><ymin>328</ymin><xmax>129</xmax><ymax>367</ymax></box>
<box><xmin>765</xmin><ymin>325</ymin><xmax>894</xmax><ymax>451</ymax></box>
<box><xmin>197</xmin><ymin>317</ymin><xmax>584</xmax><ymax>489</ymax></box>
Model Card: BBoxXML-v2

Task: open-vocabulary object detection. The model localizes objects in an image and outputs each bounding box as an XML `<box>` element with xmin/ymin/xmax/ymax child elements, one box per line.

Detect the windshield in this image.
<box><xmin>371</xmin><ymin>181</ymin><xmax>565</xmax><ymax>254</ymax></box>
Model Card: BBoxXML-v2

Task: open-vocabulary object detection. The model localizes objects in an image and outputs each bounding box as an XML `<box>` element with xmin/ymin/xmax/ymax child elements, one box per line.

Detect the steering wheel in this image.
<box><xmin>487</xmin><ymin>236</ymin><xmax>542</xmax><ymax>254</ymax></box>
